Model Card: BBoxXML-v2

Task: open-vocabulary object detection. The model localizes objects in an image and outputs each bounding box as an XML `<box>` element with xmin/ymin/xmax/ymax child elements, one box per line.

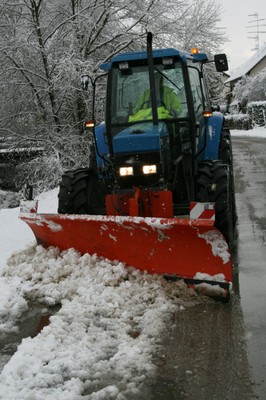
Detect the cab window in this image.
<box><xmin>188</xmin><ymin>67</ymin><xmax>205</xmax><ymax>122</ymax></box>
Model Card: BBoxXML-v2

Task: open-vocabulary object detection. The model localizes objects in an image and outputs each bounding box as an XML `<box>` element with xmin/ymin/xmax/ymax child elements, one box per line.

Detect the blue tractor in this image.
<box><xmin>59</xmin><ymin>33</ymin><xmax>236</xmax><ymax>247</ymax></box>
<box><xmin>36</xmin><ymin>32</ymin><xmax>236</xmax><ymax>298</ymax></box>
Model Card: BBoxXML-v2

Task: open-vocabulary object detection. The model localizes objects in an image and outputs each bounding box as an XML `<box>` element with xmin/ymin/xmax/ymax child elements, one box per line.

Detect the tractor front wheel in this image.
<box><xmin>58</xmin><ymin>168</ymin><xmax>106</xmax><ymax>215</ymax></box>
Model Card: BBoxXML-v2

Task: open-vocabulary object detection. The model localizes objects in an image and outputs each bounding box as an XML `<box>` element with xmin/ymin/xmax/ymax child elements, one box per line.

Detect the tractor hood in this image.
<box><xmin>112</xmin><ymin>122</ymin><xmax>168</xmax><ymax>155</ymax></box>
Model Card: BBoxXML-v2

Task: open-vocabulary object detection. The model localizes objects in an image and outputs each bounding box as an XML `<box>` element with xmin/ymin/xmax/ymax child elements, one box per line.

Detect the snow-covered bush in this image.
<box><xmin>225</xmin><ymin>113</ymin><xmax>251</xmax><ymax>130</ymax></box>
<box><xmin>14</xmin><ymin>130</ymin><xmax>92</xmax><ymax>195</ymax></box>
<box><xmin>247</xmin><ymin>101</ymin><xmax>266</xmax><ymax>127</ymax></box>
<box><xmin>232</xmin><ymin>68</ymin><xmax>266</xmax><ymax>114</ymax></box>
<box><xmin>228</xmin><ymin>68</ymin><xmax>266</xmax><ymax>128</ymax></box>
<box><xmin>0</xmin><ymin>190</ymin><xmax>21</xmax><ymax>209</ymax></box>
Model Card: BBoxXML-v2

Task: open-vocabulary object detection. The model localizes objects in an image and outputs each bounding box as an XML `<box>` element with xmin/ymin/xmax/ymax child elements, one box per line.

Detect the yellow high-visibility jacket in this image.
<box><xmin>128</xmin><ymin>106</ymin><xmax>171</xmax><ymax>122</ymax></box>
<box><xmin>134</xmin><ymin>85</ymin><xmax>182</xmax><ymax>116</ymax></box>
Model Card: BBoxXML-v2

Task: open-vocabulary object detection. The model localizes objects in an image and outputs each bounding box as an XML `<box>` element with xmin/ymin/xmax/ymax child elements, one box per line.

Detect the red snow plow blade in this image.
<box><xmin>20</xmin><ymin>206</ymin><xmax>232</xmax><ymax>299</ymax></box>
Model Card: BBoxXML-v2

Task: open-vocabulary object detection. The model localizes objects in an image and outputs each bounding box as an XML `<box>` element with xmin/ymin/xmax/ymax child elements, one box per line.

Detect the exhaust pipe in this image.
<box><xmin>146</xmin><ymin>32</ymin><xmax>159</xmax><ymax>126</ymax></box>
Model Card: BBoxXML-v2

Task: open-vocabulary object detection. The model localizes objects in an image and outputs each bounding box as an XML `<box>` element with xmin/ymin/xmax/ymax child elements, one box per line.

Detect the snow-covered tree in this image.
<box><xmin>232</xmin><ymin>68</ymin><xmax>266</xmax><ymax>113</ymax></box>
<box><xmin>0</xmin><ymin>0</ymin><xmax>227</xmax><ymax>192</ymax></box>
<box><xmin>204</xmin><ymin>63</ymin><xmax>227</xmax><ymax>107</ymax></box>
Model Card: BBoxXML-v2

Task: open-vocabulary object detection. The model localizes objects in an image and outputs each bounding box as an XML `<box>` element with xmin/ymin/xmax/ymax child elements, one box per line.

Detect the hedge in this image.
<box><xmin>247</xmin><ymin>101</ymin><xmax>266</xmax><ymax>127</ymax></box>
<box><xmin>224</xmin><ymin>114</ymin><xmax>251</xmax><ymax>130</ymax></box>
<box><xmin>225</xmin><ymin>101</ymin><xmax>266</xmax><ymax>130</ymax></box>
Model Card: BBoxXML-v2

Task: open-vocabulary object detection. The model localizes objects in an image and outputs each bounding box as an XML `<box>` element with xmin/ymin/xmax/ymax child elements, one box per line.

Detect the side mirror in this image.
<box><xmin>214</xmin><ymin>54</ymin><xmax>228</xmax><ymax>72</ymax></box>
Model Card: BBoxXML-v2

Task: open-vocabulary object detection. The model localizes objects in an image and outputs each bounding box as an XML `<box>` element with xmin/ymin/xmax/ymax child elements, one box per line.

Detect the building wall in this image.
<box><xmin>250</xmin><ymin>57</ymin><xmax>266</xmax><ymax>76</ymax></box>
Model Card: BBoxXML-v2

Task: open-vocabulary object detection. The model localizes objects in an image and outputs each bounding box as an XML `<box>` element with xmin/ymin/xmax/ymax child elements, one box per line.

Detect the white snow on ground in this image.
<box><xmin>0</xmin><ymin>188</ymin><xmax>206</xmax><ymax>399</ymax></box>
<box><xmin>0</xmin><ymin>188</ymin><xmax>58</xmax><ymax>270</ymax></box>
<box><xmin>231</xmin><ymin>126</ymin><xmax>266</xmax><ymax>138</ymax></box>
<box><xmin>0</xmin><ymin>127</ymin><xmax>265</xmax><ymax>399</ymax></box>
<box><xmin>0</xmin><ymin>245</ymin><xmax>203</xmax><ymax>399</ymax></box>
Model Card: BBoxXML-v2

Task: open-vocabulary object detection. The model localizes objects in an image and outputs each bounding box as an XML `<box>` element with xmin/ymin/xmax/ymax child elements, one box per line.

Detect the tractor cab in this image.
<box><xmin>100</xmin><ymin>48</ymin><xmax>212</xmax><ymax>197</ymax></box>
<box><xmin>108</xmin><ymin>58</ymin><xmax>189</xmax><ymax>125</ymax></box>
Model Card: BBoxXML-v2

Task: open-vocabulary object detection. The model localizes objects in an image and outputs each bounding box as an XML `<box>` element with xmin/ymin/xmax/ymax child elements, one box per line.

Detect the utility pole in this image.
<box><xmin>247</xmin><ymin>12</ymin><xmax>266</xmax><ymax>52</ymax></box>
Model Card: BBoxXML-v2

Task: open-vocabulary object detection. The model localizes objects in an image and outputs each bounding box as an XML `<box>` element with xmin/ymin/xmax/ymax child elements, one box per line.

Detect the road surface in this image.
<box><xmin>232</xmin><ymin>136</ymin><xmax>266</xmax><ymax>399</ymax></box>
<box><xmin>138</xmin><ymin>135</ymin><xmax>266</xmax><ymax>399</ymax></box>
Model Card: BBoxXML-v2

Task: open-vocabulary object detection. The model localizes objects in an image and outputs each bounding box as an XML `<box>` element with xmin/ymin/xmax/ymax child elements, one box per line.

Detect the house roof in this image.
<box><xmin>225</xmin><ymin>42</ymin><xmax>266</xmax><ymax>84</ymax></box>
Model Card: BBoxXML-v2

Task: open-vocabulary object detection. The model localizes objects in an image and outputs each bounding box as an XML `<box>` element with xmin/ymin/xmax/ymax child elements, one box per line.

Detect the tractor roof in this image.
<box><xmin>100</xmin><ymin>48</ymin><xmax>208</xmax><ymax>71</ymax></box>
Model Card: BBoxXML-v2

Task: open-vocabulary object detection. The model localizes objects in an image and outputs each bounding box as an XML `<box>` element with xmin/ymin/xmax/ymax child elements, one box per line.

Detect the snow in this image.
<box><xmin>2</xmin><ymin>246</ymin><xmax>194</xmax><ymax>399</ymax></box>
<box><xmin>0</xmin><ymin>147</ymin><xmax>44</xmax><ymax>154</ymax></box>
<box><xmin>231</xmin><ymin>126</ymin><xmax>266</xmax><ymax>138</ymax></box>
<box><xmin>0</xmin><ymin>189</ymin><xmax>207</xmax><ymax>399</ymax></box>
<box><xmin>198</xmin><ymin>230</ymin><xmax>230</xmax><ymax>264</ymax></box>
<box><xmin>194</xmin><ymin>273</ymin><xmax>227</xmax><ymax>297</ymax></box>
<box><xmin>194</xmin><ymin>282</ymin><xmax>227</xmax><ymax>298</ymax></box>
<box><xmin>0</xmin><ymin>127</ymin><xmax>265</xmax><ymax>398</ymax></box>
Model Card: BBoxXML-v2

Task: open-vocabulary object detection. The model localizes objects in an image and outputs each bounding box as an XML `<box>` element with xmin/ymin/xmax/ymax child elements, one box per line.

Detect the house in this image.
<box><xmin>225</xmin><ymin>42</ymin><xmax>266</xmax><ymax>91</ymax></box>
<box><xmin>223</xmin><ymin>43</ymin><xmax>266</xmax><ymax>128</ymax></box>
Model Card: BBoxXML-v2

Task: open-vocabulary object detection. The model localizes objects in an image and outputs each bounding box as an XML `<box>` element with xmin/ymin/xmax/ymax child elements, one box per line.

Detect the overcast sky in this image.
<box><xmin>218</xmin><ymin>0</ymin><xmax>266</xmax><ymax>71</ymax></box>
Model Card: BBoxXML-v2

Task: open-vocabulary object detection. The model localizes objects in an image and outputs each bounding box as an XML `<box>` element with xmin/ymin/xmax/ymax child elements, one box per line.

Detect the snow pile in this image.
<box><xmin>0</xmin><ymin>244</ymin><xmax>206</xmax><ymax>399</ymax></box>
<box><xmin>231</xmin><ymin>127</ymin><xmax>266</xmax><ymax>138</ymax></box>
<box><xmin>194</xmin><ymin>272</ymin><xmax>227</xmax><ymax>298</ymax></box>
<box><xmin>0</xmin><ymin>277</ymin><xmax>28</xmax><ymax>334</ymax></box>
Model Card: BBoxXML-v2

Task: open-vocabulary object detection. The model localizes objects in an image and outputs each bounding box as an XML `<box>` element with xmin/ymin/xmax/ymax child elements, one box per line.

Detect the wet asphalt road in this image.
<box><xmin>138</xmin><ymin>135</ymin><xmax>266</xmax><ymax>400</ymax></box>
<box><xmin>232</xmin><ymin>136</ymin><xmax>266</xmax><ymax>398</ymax></box>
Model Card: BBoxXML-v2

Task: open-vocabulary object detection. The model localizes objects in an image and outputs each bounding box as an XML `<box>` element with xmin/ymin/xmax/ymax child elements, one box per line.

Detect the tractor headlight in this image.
<box><xmin>119</xmin><ymin>166</ymin><xmax>133</xmax><ymax>176</ymax></box>
<box><xmin>142</xmin><ymin>165</ymin><xmax>157</xmax><ymax>174</ymax></box>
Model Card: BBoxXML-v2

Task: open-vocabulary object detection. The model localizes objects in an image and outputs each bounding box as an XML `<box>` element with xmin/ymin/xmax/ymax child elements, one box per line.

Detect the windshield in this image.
<box><xmin>110</xmin><ymin>62</ymin><xmax>188</xmax><ymax>126</ymax></box>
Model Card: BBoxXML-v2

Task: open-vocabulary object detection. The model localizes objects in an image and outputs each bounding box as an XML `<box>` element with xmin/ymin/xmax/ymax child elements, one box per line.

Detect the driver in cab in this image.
<box><xmin>130</xmin><ymin>72</ymin><xmax>182</xmax><ymax>122</ymax></box>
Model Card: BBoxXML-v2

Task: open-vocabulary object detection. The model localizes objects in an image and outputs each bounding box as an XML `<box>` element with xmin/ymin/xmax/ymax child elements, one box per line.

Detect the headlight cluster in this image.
<box><xmin>119</xmin><ymin>165</ymin><xmax>157</xmax><ymax>177</ymax></box>
<box><xmin>119</xmin><ymin>167</ymin><xmax>133</xmax><ymax>176</ymax></box>
<box><xmin>142</xmin><ymin>165</ymin><xmax>157</xmax><ymax>175</ymax></box>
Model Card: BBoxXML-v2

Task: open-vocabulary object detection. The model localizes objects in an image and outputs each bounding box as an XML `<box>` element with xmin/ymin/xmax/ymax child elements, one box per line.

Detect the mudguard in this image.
<box><xmin>204</xmin><ymin>112</ymin><xmax>224</xmax><ymax>160</ymax></box>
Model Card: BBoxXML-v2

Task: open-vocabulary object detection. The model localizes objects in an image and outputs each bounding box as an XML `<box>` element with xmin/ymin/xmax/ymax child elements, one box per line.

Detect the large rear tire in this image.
<box><xmin>219</xmin><ymin>128</ymin><xmax>237</xmax><ymax>227</ymax></box>
<box><xmin>58</xmin><ymin>168</ymin><xmax>106</xmax><ymax>215</ymax></box>
<box><xmin>219</xmin><ymin>128</ymin><xmax>233</xmax><ymax>165</ymax></box>
<box><xmin>197</xmin><ymin>160</ymin><xmax>235</xmax><ymax>248</ymax></box>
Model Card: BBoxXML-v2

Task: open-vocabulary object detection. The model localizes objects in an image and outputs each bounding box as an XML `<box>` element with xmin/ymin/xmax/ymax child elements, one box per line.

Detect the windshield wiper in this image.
<box><xmin>154</xmin><ymin>68</ymin><xmax>181</xmax><ymax>91</ymax></box>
